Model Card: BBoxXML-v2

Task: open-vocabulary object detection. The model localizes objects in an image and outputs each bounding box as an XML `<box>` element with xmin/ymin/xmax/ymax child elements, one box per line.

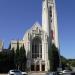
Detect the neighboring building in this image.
<box><xmin>11</xmin><ymin>0</ymin><xmax>59</xmax><ymax>72</ymax></box>
<box><xmin>11</xmin><ymin>40</ymin><xmax>24</xmax><ymax>50</ymax></box>
<box><xmin>0</xmin><ymin>40</ymin><xmax>3</xmax><ymax>52</ymax></box>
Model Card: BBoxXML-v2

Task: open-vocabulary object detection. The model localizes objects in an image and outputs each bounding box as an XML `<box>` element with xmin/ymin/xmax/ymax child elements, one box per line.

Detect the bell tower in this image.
<box><xmin>42</xmin><ymin>0</ymin><xmax>49</xmax><ymax>35</ymax></box>
<box><xmin>42</xmin><ymin>0</ymin><xmax>59</xmax><ymax>49</ymax></box>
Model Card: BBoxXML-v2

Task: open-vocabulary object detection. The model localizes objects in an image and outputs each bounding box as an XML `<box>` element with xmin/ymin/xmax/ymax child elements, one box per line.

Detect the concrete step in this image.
<box><xmin>28</xmin><ymin>72</ymin><xmax>46</xmax><ymax>75</ymax></box>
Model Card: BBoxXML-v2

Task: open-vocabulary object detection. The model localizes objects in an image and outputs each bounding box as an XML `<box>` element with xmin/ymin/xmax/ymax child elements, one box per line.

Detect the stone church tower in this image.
<box><xmin>11</xmin><ymin>0</ymin><xmax>59</xmax><ymax>72</ymax></box>
<box><xmin>42</xmin><ymin>0</ymin><xmax>59</xmax><ymax>48</ymax></box>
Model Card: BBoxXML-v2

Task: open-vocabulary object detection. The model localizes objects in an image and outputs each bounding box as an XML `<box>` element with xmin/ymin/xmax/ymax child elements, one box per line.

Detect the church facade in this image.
<box><xmin>11</xmin><ymin>0</ymin><xmax>59</xmax><ymax>72</ymax></box>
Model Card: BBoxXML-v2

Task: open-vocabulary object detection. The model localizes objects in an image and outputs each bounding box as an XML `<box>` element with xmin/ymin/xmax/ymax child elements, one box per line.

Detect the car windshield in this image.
<box><xmin>64</xmin><ymin>70</ymin><xmax>70</xmax><ymax>72</ymax></box>
<box><xmin>12</xmin><ymin>70</ymin><xmax>21</xmax><ymax>72</ymax></box>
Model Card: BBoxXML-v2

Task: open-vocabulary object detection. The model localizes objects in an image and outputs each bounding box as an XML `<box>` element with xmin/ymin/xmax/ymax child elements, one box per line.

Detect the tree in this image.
<box><xmin>60</xmin><ymin>56</ymin><xmax>67</xmax><ymax>70</ymax></box>
<box><xmin>15</xmin><ymin>42</ymin><xmax>27</xmax><ymax>70</ymax></box>
<box><xmin>0</xmin><ymin>52</ymin><xmax>9</xmax><ymax>73</ymax></box>
<box><xmin>19</xmin><ymin>44</ymin><xmax>27</xmax><ymax>71</ymax></box>
<box><xmin>15</xmin><ymin>41</ymin><xmax>20</xmax><ymax>69</ymax></box>
<box><xmin>68</xmin><ymin>59</ymin><xmax>75</xmax><ymax>67</ymax></box>
<box><xmin>49</xmin><ymin>44</ymin><xmax>60</xmax><ymax>71</ymax></box>
<box><xmin>60</xmin><ymin>56</ymin><xmax>72</xmax><ymax>70</ymax></box>
<box><xmin>9</xmin><ymin>48</ymin><xmax>15</xmax><ymax>69</ymax></box>
<box><xmin>8</xmin><ymin>43</ymin><xmax>11</xmax><ymax>50</ymax></box>
<box><xmin>0</xmin><ymin>43</ymin><xmax>27</xmax><ymax>73</ymax></box>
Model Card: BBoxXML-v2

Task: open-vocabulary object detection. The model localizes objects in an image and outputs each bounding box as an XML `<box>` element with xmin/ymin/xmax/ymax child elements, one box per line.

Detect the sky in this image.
<box><xmin>0</xmin><ymin>0</ymin><xmax>75</xmax><ymax>59</ymax></box>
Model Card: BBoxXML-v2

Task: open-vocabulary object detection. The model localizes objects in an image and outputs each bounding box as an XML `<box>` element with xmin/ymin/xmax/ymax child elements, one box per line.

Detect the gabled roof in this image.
<box><xmin>23</xmin><ymin>22</ymin><xmax>47</xmax><ymax>40</ymax></box>
<box><xmin>24</xmin><ymin>22</ymin><xmax>42</xmax><ymax>34</ymax></box>
<box><xmin>31</xmin><ymin>22</ymin><xmax>42</xmax><ymax>29</ymax></box>
<box><xmin>23</xmin><ymin>22</ymin><xmax>42</xmax><ymax>40</ymax></box>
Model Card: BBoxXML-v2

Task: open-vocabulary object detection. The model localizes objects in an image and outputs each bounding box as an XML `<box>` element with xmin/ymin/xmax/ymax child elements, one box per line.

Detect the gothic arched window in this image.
<box><xmin>32</xmin><ymin>37</ymin><xmax>42</xmax><ymax>59</ymax></box>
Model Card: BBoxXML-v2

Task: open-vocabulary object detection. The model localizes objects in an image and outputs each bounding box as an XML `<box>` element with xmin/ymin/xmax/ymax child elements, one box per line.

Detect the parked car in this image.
<box><xmin>22</xmin><ymin>72</ymin><xmax>27</xmax><ymax>75</ymax></box>
<box><xmin>62</xmin><ymin>71</ymin><xmax>75</xmax><ymax>75</ymax></box>
<box><xmin>62</xmin><ymin>70</ymin><xmax>71</xmax><ymax>73</ymax></box>
<box><xmin>58</xmin><ymin>70</ymin><xmax>75</xmax><ymax>75</ymax></box>
<box><xmin>57</xmin><ymin>71</ymin><xmax>63</xmax><ymax>75</ymax></box>
<box><xmin>8</xmin><ymin>69</ymin><xmax>22</xmax><ymax>75</ymax></box>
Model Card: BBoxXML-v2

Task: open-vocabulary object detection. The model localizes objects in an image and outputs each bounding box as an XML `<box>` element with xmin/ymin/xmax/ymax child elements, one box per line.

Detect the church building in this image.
<box><xmin>11</xmin><ymin>0</ymin><xmax>59</xmax><ymax>72</ymax></box>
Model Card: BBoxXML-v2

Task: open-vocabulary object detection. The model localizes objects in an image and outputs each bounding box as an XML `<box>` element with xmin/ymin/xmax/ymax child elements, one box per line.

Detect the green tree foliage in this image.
<box><xmin>19</xmin><ymin>44</ymin><xmax>27</xmax><ymax>71</ymax></box>
<box><xmin>68</xmin><ymin>59</ymin><xmax>75</xmax><ymax>67</ymax></box>
<box><xmin>0</xmin><ymin>43</ymin><xmax>27</xmax><ymax>73</ymax></box>
<box><xmin>15</xmin><ymin>41</ymin><xmax>20</xmax><ymax>69</ymax></box>
<box><xmin>70</xmin><ymin>61</ymin><xmax>75</xmax><ymax>67</ymax></box>
<box><xmin>15</xmin><ymin>42</ymin><xmax>27</xmax><ymax>70</ymax></box>
<box><xmin>60</xmin><ymin>56</ymin><xmax>68</xmax><ymax>70</ymax></box>
<box><xmin>9</xmin><ymin>48</ymin><xmax>16</xmax><ymax>69</ymax></box>
<box><xmin>49</xmin><ymin>44</ymin><xmax>60</xmax><ymax>71</ymax></box>
<box><xmin>0</xmin><ymin>52</ymin><xmax>9</xmax><ymax>73</ymax></box>
<box><xmin>60</xmin><ymin>56</ymin><xmax>72</xmax><ymax>70</ymax></box>
<box><xmin>8</xmin><ymin>43</ymin><xmax>11</xmax><ymax>50</ymax></box>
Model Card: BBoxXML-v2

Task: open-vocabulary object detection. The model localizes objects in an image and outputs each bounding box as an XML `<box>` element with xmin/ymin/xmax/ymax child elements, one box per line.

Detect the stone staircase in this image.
<box><xmin>28</xmin><ymin>72</ymin><xmax>47</xmax><ymax>75</ymax></box>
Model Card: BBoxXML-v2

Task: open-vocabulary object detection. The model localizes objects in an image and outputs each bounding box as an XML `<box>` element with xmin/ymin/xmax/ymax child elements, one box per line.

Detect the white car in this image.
<box><xmin>62</xmin><ymin>70</ymin><xmax>71</xmax><ymax>73</ymax></box>
<box><xmin>8</xmin><ymin>69</ymin><xmax>22</xmax><ymax>75</ymax></box>
<box><xmin>22</xmin><ymin>72</ymin><xmax>27</xmax><ymax>75</ymax></box>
